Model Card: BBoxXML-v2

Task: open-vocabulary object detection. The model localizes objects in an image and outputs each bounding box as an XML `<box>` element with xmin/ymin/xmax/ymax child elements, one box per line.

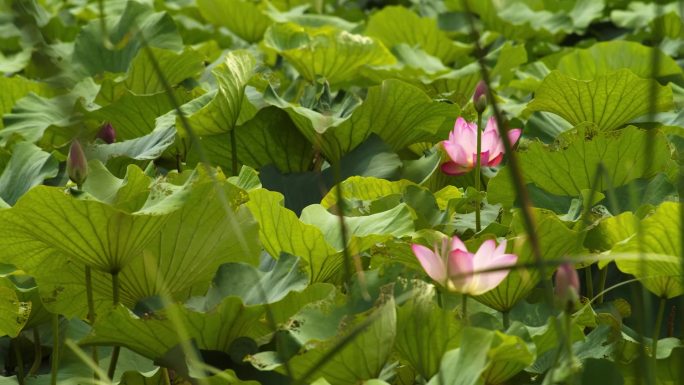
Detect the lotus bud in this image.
<box><xmin>473</xmin><ymin>80</ymin><xmax>488</xmax><ymax>114</ymax></box>
<box><xmin>97</xmin><ymin>122</ymin><xmax>116</xmax><ymax>144</ymax></box>
<box><xmin>555</xmin><ymin>263</ymin><xmax>580</xmax><ymax>305</ymax></box>
<box><xmin>67</xmin><ymin>139</ymin><xmax>88</xmax><ymax>187</ymax></box>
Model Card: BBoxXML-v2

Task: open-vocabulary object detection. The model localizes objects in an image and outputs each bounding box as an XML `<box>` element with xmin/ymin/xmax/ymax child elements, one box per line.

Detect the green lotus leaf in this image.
<box><xmin>246</xmin><ymin>189</ymin><xmax>341</xmax><ymax>282</ymax></box>
<box><xmin>191</xmin><ymin>106</ymin><xmax>315</xmax><ymax>174</ymax></box>
<box><xmin>613</xmin><ymin>202</ymin><xmax>683</xmax><ymax>298</ymax></box>
<box><xmin>125</xmin><ymin>47</ymin><xmax>204</xmax><ymax>95</ymax></box>
<box><xmin>197</xmin><ymin>0</ymin><xmax>272</xmax><ymax>43</ymax></box>
<box><xmin>526</xmin><ymin>70</ymin><xmax>673</xmax><ymax>131</ymax></box>
<box><xmin>0</xmin><ymin>141</ymin><xmax>58</xmax><ymax>205</ymax></box>
<box><xmin>0</xmin><ymin>285</ymin><xmax>30</xmax><ymax>338</ymax></box>
<box><xmin>267</xmin><ymin>79</ymin><xmax>456</xmax><ymax>162</ymax></box>
<box><xmin>555</xmin><ymin>41</ymin><xmax>682</xmax><ymax>81</ymax></box>
<box><xmin>0</xmin><ymin>182</ymin><xmax>185</xmax><ymax>274</ymax></box>
<box><xmin>299</xmin><ymin>202</ymin><xmax>415</xmax><ymax>252</ymax></box>
<box><xmin>365</xmin><ymin>6</ymin><xmax>471</xmax><ymax>64</ymax></box>
<box><xmin>395</xmin><ymin>284</ymin><xmax>462</xmax><ymax>379</ymax></box>
<box><xmin>71</xmin><ymin>1</ymin><xmax>182</xmax><ymax>77</ymax></box>
<box><xmin>482</xmin><ymin>331</ymin><xmax>535</xmax><ymax>385</ymax></box>
<box><xmin>284</xmin><ymin>298</ymin><xmax>396</xmax><ymax>385</ymax></box>
<box><xmin>475</xmin><ymin>209</ymin><xmax>583</xmax><ymax>312</ymax></box>
<box><xmin>489</xmin><ymin>126</ymin><xmax>671</xmax><ymax>204</ymax></box>
<box><xmin>183</xmin><ymin>50</ymin><xmax>255</xmax><ymax>136</ymax></box>
<box><xmin>82</xmin><ymin>298</ymin><xmax>266</xmax><ymax>361</ymax></box>
<box><xmin>426</xmin><ymin>327</ymin><xmax>494</xmax><ymax>385</ymax></box>
<box><xmin>264</xmin><ymin>23</ymin><xmax>395</xmax><ymax>86</ymax></box>
<box><xmin>85</xmin><ymin>124</ymin><xmax>176</xmax><ymax>163</ymax></box>
<box><xmin>89</xmin><ymin>90</ymin><xmax>180</xmax><ymax>140</ymax></box>
<box><xmin>0</xmin><ymin>76</ymin><xmax>56</xmax><ymax>129</ymax></box>
<box><xmin>321</xmin><ymin>176</ymin><xmax>416</xmax><ymax>209</ymax></box>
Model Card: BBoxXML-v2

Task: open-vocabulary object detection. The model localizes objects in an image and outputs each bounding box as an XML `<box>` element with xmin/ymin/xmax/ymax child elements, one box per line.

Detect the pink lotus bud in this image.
<box><xmin>67</xmin><ymin>139</ymin><xmax>88</xmax><ymax>187</ymax></box>
<box><xmin>97</xmin><ymin>122</ymin><xmax>116</xmax><ymax>144</ymax></box>
<box><xmin>555</xmin><ymin>263</ymin><xmax>580</xmax><ymax>304</ymax></box>
<box><xmin>473</xmin><ymin>80</ymin><xmax>488</xmax><ymax>113</ymax></box>
<box><xmin>441</xmin><ymin>117</ymin><xmax>522</xmax><ymax>175</ymax></box>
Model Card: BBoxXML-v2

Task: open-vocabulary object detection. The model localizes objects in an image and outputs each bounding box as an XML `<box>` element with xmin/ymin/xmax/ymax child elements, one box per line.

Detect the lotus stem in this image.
<box><xmin>108</xmin><ymin>272</ymin><xmax>121</xmax><ymax>379</ymax></box>
<box><xmin>84</xmin><ymin>266</ymin><xmax>99</xmax><ymax>379</ymax></box>
<box><xmin>502</xmin><ymin>311</ymin><xmax>510</xmax><ymax>330</ymax></box>
<box><xmin>585</xmin><ymin>267</ymin><xmax>594</xmax><ymax>299</ymax></box>
<box><xmin>50</xmin><ymin>314</ymin><xmax>60</xmax><ymax>385</ymax></box>
<box><xmin>29</xmin><ymin>328</ymin><xmax>42</xmax><ymax>375</ymax></box>
<box><xmin>461</xmin><ymin>294</ymin><xmax>469</xmax><ymax>325</ymax></box>
<box><xmin>230</xmin><ymin>129</ymin><xmax>238</xmax><ymax>176</ymax></box>
<box><xmin>13</xmin><ymin>338</ymin><xmax>25</xmax><ymax>385</ymax></box>
<box><xmin>652</xmin><ymin>297</ymin><xmax>667</xmax><ymax>360</ymax></box>
<box><xmin>597</xmin><ymin>267</ymin><xmax>608</xmax><ymax>304</ymax></box>
<box><xmin>474</xmin><ymin>112</ymin><xmax>483</xmax><ymax>233</ymax></box>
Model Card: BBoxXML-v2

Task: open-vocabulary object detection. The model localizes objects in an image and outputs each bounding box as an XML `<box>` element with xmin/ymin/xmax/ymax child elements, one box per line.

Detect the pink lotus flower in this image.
<box><xmin>411</xmin><ymin>236</ymin><xmax>518</xmax><ymax>295</ymax></box>
<box><xmin>555</xmin><ymin>263</ymin><xmax>580</xmax><ymax>303</ymax></box>
<box><xmin>441</xmin><ymin>117</ymin><xmax>522</xmax><ymax>176</ymax></box>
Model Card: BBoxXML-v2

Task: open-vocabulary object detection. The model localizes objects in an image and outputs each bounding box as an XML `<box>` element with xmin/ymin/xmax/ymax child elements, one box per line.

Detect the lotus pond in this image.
<box><xmin>0</xmin><ymin>0</ymin><xmax>683</xmax><ymax>384</ymax></box>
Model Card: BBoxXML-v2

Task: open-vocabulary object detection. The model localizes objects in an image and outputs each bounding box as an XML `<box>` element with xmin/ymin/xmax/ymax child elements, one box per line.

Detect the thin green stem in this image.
<box><xmin>502</xmin><ymin>311</ymin><xmax>510</xmax><ymax>330</ymax></box>
<box><xmin>108</xmin><ymin>272</ymin><xmax>121</xmax><ymax>379</ymax></box>
<box><xmin>475</xmin><ymin>112</ymin><xmax>483</xmax><ymax>233</ymax></box>
<box><xmin>461</xmin><ymin>294</ymin><xmax>469</xmax><ymax>325</ymax></box>
<box><xmin>230</xmin><ymin>129</ymin><xmax>238</xmax><ymax>176</ymax></box>
<box><xmin>564</xmin><ymin>306</ymin><xmax>574</xmax><ymax>368</ymax></box>
<box><xmin>162</xmin><ymin>368</ymin><xmax>171</xmax><ymax>385</ymax></box>
<box><xmin>13</xmin><ymin>339</ymin><xmax>25</xmax><ymax>385</ymax></box>
<box><xmin>84</xmin><ymin>266</ymin><xmax>99</xmax><ymax>379</ymax></box>
<box><xmin>50</xmin><ymin>314</ymin><xmax>60</xmax><ymax>385</ymax></box>
<box><xmin>597</xmin><ymin>267</ymin><xmax>608</xmax><ymax>304</ymax></box>
<box><xmin>652</xmin><ymin>297</ymin><xmax>667</xmax><ymax>359</ymax></box>
<box><xmin>29</xmin><ymin>328</ymin><xmax>42</xmax><ymax>375</ymax></box>
<box><xmin>585</xmin><ymin>267</ymin><xmax>594</xmax><ymax>300</ymax></box>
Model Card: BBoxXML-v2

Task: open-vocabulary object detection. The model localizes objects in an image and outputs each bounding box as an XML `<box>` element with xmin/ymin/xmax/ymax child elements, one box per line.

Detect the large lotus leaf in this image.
<box><xmin>183</xmin><ymin>50</ymin><xmax>255</xmax><ymax>136</ymax></box>
<box><xmin>427</xmin><ymin>327</ymin><xmax>494</xmax><ymax>385</ymax></box>
<box><xmin>268</xmin><ymin>79</ymin><xmax>456</xmax><ymax>162</ymax></box>
<box><xmin>125</xmin><ymin>47</ymin><xmax>204</xmax><ymax>95</ymax></box>
<box><xmin>82</xmin><ymin>162</ymin><xmax>152</xmax><ymax>213</ymax></box>
<box><xmin>475</xmin><ymin>209</ymin><xmax>584</xmax><ymax>312</ymax></box>
<box><xmin>0</xmin><ymin>141</ymin><xmax>58</xmax><ymax>205</ymax></box>
<box><xmin>89</xmin><ymin>89</ymin><xmax>188</xmax><ymax>140</ymax></box>
<box><xmin>195</xmin><ymin>107</ymin><xmax>315</xmax><ymax>174</ymax></box>
<box><xmin>610</xmin><ymin>2</ymin><xmax>681</xmax><ymax>30</ymax></box>
<box><xmin>321</xmin><ymin>177</ymin><xmax>416</xmax><ymax>209</ymax></box>
<box><xmin>197</xmin><ymin>0</ymin><xmax>272</xmax><ymax>43</ymax></box>
<box><xmin>395</xmin><ymin>284</ymin><xmax>462</xmax><ymax>379</ymax></box>
<box><xmin>71</xmin><ymin>1</ymin><xmax>182</xmax><ymax>77</ymax></box>
<box><xmin>119</xmin><ymin>368</ymin><xmax>258</xmax><ymax>385</ymax></box>
<box><xmin>285</xmin><ymin>298</ymin><xmax>396</xmax><ymax>385</ymax></box>
<box><xmin>85</xmin><ymin>124</ymin><xmax>176</xmax><ymax>163</ymax></box>
<box><xmin>526</xmin><ymin>69</ymin><xmax>674</xmax><ymax>131</ymax></box>
<box><xmin>1</xmin><ymin>92</ymin><xmax>80</xmax><ymax>145</ymax></box>
<box><xmin>555</xmin><ymin>41</ymin><xmax>682</xmax><ymax>81</ymax></box>
<box><xmin>263</xmin><ymin>23</ymin><xmax>395</xmax><ymax>86</ymax></box>
<box><xmin>0</xmin><ymin>286</ymin><xmax>30</xmax><ymax>338</ymax></box>
<box><xmin>204</xmin><ymin>253</ymin><xmax>308</xmax><ymax>308</ymax></box>
<box><xmin>0</xmin><ymin>76</ymin><xmax>55</xmax><ymax>129</ymax></box>
<box><xmin>489</xmin><ymin>126</ymin><xmax>670</xmax><ymax>204</ymax></box>
<box><xmin>0</xmin><ymin>185</ymin><xmax>181</xmax><ymax>274</ymax></box>
<box><xmin>299</xmin><ymin>203</ymin><xmax>415</xmax><ymax>252</ymax></box>
<box><xmin>246</xmin><ymin>189</ymin><xmax>341</xmax><ymax>282</ymax></box>
<box><xmin>613</xmin><ymin>202</ymin><xmax>683</xmax><ymax>298</ymax></box>
<box><xmin>82</xmin><ymin>298</ymin><xmax>266</xmax><ymax>361</ymax></box>
<box><xmin>118</xmin><ymin>180</ymin><xmax>260</xmax><ymax>306</ymax></box>
<box><xmin>482</xmin><ymin>331</ymin><xmax>535</xmax><ymax>385</ymax></box>
<box><xmin>365</xmin><ymin>6</ymin><xmax>470</xmax><ymax>64</ymax></box>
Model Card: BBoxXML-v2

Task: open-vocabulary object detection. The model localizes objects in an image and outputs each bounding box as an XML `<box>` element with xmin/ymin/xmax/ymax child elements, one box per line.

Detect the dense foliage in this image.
<box><xmin>0</xmin><ymin>0</ymin><xmax>683</xmax><ymax>384</ymax></box>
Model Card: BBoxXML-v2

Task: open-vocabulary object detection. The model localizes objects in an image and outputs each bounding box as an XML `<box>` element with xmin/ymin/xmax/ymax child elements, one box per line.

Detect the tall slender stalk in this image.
<box><xmin>584</xmin><ymin>267</ymin><xmax>594</xmax><ymax>300</ymax></box>
<box><xmin>230</xmin><ymin>129</ymin><xmax>238</xmax><ymax>176</ymax></box>
<box><xmin>474</xmin><ymin>112</ymin><xmax>483</xmax><ymax>233</ymax></box>
<box><xmin>502</xmin><ymin>311</ymin><xmax>510</xmax><ymax>330</ymax></box>
<box><xmin>597</xmin><ymin>267</ymin><xmax>608</xmax><ymax>304</ymax></box>
<box><xmin>29</xmin><ymin>328</ymin><xmax>42</xmax><ymax>375</ymax></box>
<box><xmin>13</xmin><ymin>339</ymin><xmax>25</xmax><ymax>385</ymax></box>
<box><xmin>652</xmin><ymin>297</ymin><xmax>667</xmax><ymax>360</ymax></box>
<box><xmin>461</xmin><ymin>294</ymin><xmax>469</xmax><ymax>325</ymax></box>
<box><xmin>107</xmin><ymin>272</ymin><xmax>121</xmax><ymax>379</ymax></box>
<box><xmin>84</xmin><ymin>266</ymin><xmax>99</xmax><ymax>378</ymax></box>
<box><xmin>50</xmin><ymin>314</ymin><xmax>60</xmax><ymax>385</ymax></box>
